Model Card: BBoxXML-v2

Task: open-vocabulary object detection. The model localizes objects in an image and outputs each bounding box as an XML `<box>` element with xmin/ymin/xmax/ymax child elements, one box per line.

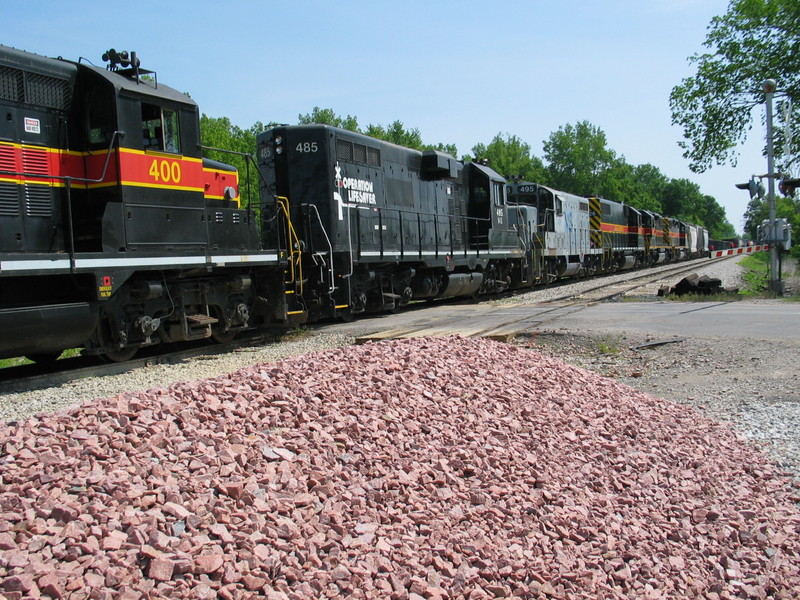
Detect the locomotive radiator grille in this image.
<box><xmin>25</xmin><ymin>72</ymin><xmax>71</xmax><ymax>111</ymax></box>
<box><xmin>24</xmin><ymin>184</ymin><xmax>53</xmax><ymax>217</ymax></box>
<box><xmin>0</xmin><ymin>66</ymin><xmax>23</xmax><ymax>103</ymax></box>
<box><xmin>0</xmin><ymin>182</ymin><xmax>18</xmax><ymax>216</ymax></box>
<box><xmin>21</xmin><ymin>147</ymin><xmax>49</xmax><ymax>175</ymax></box>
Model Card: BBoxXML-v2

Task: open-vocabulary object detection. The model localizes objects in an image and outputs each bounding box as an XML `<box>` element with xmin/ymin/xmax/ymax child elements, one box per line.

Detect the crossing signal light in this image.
<box><xmin>779</xmin><ymin>177</ymin><xmax>800</xmax><ymax>198</ymax></box>
<box><xmin>735</xmin><ymin>177</ymin><xmax>765</xmax><ymax>199</ymax></box>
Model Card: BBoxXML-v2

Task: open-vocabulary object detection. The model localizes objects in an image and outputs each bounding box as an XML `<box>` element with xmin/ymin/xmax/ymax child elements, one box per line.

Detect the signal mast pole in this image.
<box><xmin>763</xmin><ymin>79</ymin><xmax>782</xmax><ymax>295</ymax></box>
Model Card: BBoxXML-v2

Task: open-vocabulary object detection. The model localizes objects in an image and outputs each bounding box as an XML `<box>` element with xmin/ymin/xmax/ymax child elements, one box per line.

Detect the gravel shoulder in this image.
<box><xmin>3</xmin><ymin>255</ymin><xmax>799</xmax><ymax>480</ymax></box>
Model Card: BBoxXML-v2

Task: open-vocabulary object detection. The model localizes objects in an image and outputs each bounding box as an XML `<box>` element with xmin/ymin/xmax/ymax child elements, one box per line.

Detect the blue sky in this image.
<box><xmin>5</xmin><ymin>0</ymin><xmax>771</xmax><ymax>233</ymax></box>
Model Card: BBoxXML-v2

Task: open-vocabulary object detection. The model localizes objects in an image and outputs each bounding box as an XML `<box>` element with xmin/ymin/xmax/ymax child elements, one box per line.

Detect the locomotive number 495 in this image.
<box><xmin>148</xmin><ymin>158</ymin><xmax>182</xmax><ymax>183</ymax></box>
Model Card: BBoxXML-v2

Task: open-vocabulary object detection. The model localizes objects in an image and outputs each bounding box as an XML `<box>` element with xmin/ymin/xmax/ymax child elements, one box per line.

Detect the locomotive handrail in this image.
<box><xmin>199</xmin><ymin>144</ymin><xmax>256</xmax><ymax>211</ymax></box>
<box><xmin>0</xmin><ymin>130</ymin><xmax>125</xmax><ymax>185</ymax></box>
<box><xmin>357</xmin><ymin>204</ymin><xmax>492</xmax><ymax>258</ymax></box>
<box><xmin>305</xmin><ymin>203</ymin><xmax>336</xmax><ymax>295</ymax></box>
<box><xmin>0</xmin><ymin>131</ymin><xmax>125</xmax><ymax>272</ymax></box>
<box><xmin>274</xmin><ymin>196</ymin><xmax>303</xmax><ymax>293</ymax></box>
<box><xmin>199</xmin><ymin>145</ymin><xmax>303</xmax><ymax>271</ymax></box>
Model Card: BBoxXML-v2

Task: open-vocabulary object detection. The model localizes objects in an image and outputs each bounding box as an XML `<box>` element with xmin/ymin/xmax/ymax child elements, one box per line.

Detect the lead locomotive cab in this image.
<box><xmin>71</xmin><ymin>50</ymin><xmax>245</xmax><ymax>254</ymax></box>
<box><xmin>0</xmin><ymin>46</ymin><xmax>281</xmax><ymax>363</ymax></box>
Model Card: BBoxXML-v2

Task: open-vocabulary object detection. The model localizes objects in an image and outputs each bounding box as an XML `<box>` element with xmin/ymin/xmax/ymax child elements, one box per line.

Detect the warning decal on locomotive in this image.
<box><xmin>24</xmin><ymin>118</ymin><xmax>41</xmax><ymax>134</ymax></box>
<box><xmin>98</xmin><ymin>275</ymin><xmax>113</xmax><ymax>299</ymax></box>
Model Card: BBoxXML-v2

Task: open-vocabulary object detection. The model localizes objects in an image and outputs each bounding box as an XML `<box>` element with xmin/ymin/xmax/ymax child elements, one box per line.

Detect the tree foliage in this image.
<box><xmin>670</xmin><ymin>0</ymin><xmax>800</xmax><ymax>173</ymax></box>
<box><xmin>297</xmin><ymin>107</ymin><xmax>359</xmax><ymax>131</ymax></box>
<box><xmin>364</xmin><ymin>121</ymin><xmax>423</xmax><ymax>150</ymax></box>
<box><xmin>744</xmin><ymin>194</ymin><xmax>800</xmax><ymax>258</ymax></box>
<box><xmin>298</xmin><ymin>109</ymin><xmax>457</xmax><ymax>156</ymax></box>
<box><xmin>542</xmin><ymin>121</ymin><xmax>616</xmax><ymax>196</ymax></box>
<box><xmin>470</xmin><ymin>133</ymin><xmax>547</xmax><ymax>183</ymax></box>
<box><xmin>200</xmin><ymin>115</ymin><xmax>269</xmax><ymax>209</ymax></box>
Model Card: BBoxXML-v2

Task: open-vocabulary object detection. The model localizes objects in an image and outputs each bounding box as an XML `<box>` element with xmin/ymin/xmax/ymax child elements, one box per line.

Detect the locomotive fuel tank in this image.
<box><xmin>0</xmin><ymin>303</ymin><xmax>98</xmax><ymax>359</ymax></box>
<box><xmin>440</xmin><ymin>272</ymin><xmax>484</xmax><ymax>297</ymax></box>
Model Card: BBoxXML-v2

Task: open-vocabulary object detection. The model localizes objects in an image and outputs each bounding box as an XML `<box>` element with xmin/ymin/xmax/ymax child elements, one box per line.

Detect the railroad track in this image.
<box><xmin>0</xmin><ymin>333</ymin><xmax>274</xmax><ymax>396</ymax></box>
<box><xmin>539</xmin><ymin>254</ymin><xmax>736</xmax><ymax>304</ymax></box>
<box><xmin>352</xmin><ymin>255</ymin><xmax>741</xmax><ymax>342</ymax></box>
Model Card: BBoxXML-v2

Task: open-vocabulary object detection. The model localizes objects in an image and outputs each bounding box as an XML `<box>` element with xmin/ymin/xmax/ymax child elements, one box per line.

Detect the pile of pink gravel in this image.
<box><xmin>1</xmin><ymin>336</ymin><xmax>799</xmax><ymax>600</ymax></box>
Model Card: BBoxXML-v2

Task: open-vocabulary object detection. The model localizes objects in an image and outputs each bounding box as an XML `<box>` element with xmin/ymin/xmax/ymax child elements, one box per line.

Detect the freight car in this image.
<box><xmin>0</xmin><ymin>45</ymin><xmax>290</xmax><ymax>362</ymax></box>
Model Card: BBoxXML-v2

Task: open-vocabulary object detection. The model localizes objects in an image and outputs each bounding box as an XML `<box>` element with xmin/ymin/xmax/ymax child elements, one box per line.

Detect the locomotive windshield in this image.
<box><xmin>141</xmin><ymin>102</ymin><xmax>180</xmax><ymax>153</ymax></box>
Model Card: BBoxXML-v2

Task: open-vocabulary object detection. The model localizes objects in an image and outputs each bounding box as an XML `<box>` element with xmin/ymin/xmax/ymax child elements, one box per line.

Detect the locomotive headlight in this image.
<box><xmin>274</xmin><ymin>136</ymin><xmax>283</xmax><ymax>145</ymax></box>
<box><xmin>275</xmin><ymin>146</ymin><xmax>283</xmax><ymax>154</ymax></box>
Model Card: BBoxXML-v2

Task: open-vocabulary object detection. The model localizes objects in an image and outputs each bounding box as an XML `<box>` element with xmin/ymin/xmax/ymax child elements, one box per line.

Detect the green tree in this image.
<box><xmin>670</xmin><ymin>0</ymin><xmax>800</xmax><ymax>173</ymax></box>
<box><xmin>662</xmin><ymin>178</ymin><xmax>703</xmax><ymax>221</ymax></box>
<box><xmin>470</xmin><ymin>133</ymin><xmax>547</xmax><ymax>183</ymax></box>
<box><xmin>364</xmin><ymin>121</ymin><xmax>424</xmax><ymax>149</ymax></box>
<box><xmin>297</xmin><ymin>107</ymin><xmax>359</xmax><ymax>131</ymax></box>
<box><xmin>702</xmin><ymin>195</ymin><xmax>737</xmax><ymax>238</ymax></box>
<box><xmin>423</xmin><ymin>141</ymin><xmax>459</xmax><ymax>158</ymax></box>
<box><xmin>542</xmin><ymin>121</ymin><xmax>616</xmax><ymax>196</ymax></box>
<box><xmin>200</xmin><ymin>115</ymin><xmax>267</xmax><ymax>209</ymax></box>
<box><xmin>630</xmin><ymin>164</ymin><xmax>668</xmax><ymax>212</ymax></box>
<box><xmin>596</xmin><ymin>158</ymin><xmax>637</xmax><ymax>206</ymax></box>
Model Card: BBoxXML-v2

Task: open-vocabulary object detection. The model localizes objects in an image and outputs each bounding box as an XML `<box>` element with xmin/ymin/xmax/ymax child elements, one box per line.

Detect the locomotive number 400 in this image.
<box><xmin>148</xmin><ymin>159</ymin><xmax>182</xmax><ymax>183</ymax></box>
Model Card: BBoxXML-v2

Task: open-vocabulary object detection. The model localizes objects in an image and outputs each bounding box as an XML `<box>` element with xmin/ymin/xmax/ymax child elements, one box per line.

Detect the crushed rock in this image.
<box><xmin>2</xmin><ymin>336</ymin><xmax>799</xmax><ymax>599</ymax></box>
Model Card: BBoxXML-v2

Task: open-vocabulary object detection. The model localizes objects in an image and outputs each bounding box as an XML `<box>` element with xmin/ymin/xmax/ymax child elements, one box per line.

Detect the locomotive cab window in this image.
<box><xmin>141</xmin><ymin>102</ymin><xmax>180</xmax><ymax>153</ymax></box>
<box><xmin>85</xmin><ymin>88</ymin><xmax>115</xmax><ymax>149</ymax></box>
<box><xmin>492</xmin><ymin>182</ymin><xmax>504</xmax><ymax>206</ymax></box>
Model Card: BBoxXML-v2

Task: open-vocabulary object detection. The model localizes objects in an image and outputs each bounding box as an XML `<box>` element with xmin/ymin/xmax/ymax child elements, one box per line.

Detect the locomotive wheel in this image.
<box><xmin>101</xmin><ymin>347</ymin><xmax>138</xmax><ymax>363</ymax></box>
<box><xmin>25</xmin><ymin>352</ymin><xmax>63</xmax><ymax>364</ymax></box>
<box><xmin>337</xmin><ymin>309</ymin><xmax>355</xmax><ymax>323</ymax></box>
<box><xmin>212</xmin><ymin>329</ymin><xmax>237</xmax><ymax>344</ymax></box>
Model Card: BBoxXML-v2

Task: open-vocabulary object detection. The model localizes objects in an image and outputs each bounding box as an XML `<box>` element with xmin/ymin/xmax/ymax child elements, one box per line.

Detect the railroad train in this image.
<box><xmin>0</xmin><ymin>45</ymin><xmax>708</xmax><ymax>363</ymax></box>
<box><xmin>257</xmin><ymin>124</ymin><xmax>708</xmax><ymax>322</ymax></box>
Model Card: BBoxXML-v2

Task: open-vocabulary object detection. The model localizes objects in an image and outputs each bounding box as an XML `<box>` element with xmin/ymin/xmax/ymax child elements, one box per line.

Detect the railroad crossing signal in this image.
<box><xmin>779</xmin><ymin>177</ymin><xmax>800</xmax><ymax>198</ymax></box>
<box><xmin>735</xmin><ymin>177</ymin><xmax>765</xmax><ymax>199</ymax></box>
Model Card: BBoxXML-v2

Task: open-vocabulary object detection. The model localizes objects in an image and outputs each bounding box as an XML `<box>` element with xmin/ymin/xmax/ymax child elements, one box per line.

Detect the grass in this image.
<box><xmin>595</xmin><ymin>334</ymin><xmax>622</xmax><ymax>355</ymax></box>
<box><xmin>0</xmin><ymin>348</ymin><xmax>82</xmax><ymax>369</ymax></box>
<box><xmin>739</xmin><ymin>253</ymin><xmax>771</xmax><ymax>296</ymax></box>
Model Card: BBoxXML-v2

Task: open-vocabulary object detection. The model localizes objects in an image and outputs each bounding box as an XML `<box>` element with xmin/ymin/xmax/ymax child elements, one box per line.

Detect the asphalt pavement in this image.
<box><xmin>324</xmin><ymin>299</ymin><xmax>800</xmax><ymax>343</ymax></box>
<box><xmin>542</xmin><ymin>300</ymin><xmax>800</xmax><ymax>341</ymax></box>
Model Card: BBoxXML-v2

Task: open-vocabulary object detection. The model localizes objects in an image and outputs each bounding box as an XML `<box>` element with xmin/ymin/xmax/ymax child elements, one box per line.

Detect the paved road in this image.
<box><xmin>322</xmin><ymin>300</ymin><xmax>800</xmax><ymax>342</ymax></box>
<box><xmin>541</xmin><ymin>300</ymin><xmax>800</xmax><ymax>341</ymax></box>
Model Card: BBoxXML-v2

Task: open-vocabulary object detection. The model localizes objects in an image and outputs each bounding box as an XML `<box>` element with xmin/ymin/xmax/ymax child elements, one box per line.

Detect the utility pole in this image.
<box><xmin>763</xmin><ymin>79</ymin><xmax>784</xmax><ymax>295</ymax></box>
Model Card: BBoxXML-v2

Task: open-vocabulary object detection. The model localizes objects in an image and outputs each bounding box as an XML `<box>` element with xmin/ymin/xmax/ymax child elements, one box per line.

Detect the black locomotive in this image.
<box><xmin>258</xmin><ymin>124</ymin><xmax>524</xmax><ymax>321</ymax></box>
<box><xmin>0</xmin><ymin>45</ymin><xmax>289</xmax><ymax>362</ymax></box>
<box><xmin>1</xmin><ymin>45</ymin><xmax>709</xmax><ymax>363</ymax></box>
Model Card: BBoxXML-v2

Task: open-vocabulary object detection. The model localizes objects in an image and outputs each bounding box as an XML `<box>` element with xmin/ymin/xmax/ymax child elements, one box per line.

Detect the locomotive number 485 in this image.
<box><xmin>149</xmin><ymin>158</ymin><xmax>182</xmax><ymax>183</ymax></box>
